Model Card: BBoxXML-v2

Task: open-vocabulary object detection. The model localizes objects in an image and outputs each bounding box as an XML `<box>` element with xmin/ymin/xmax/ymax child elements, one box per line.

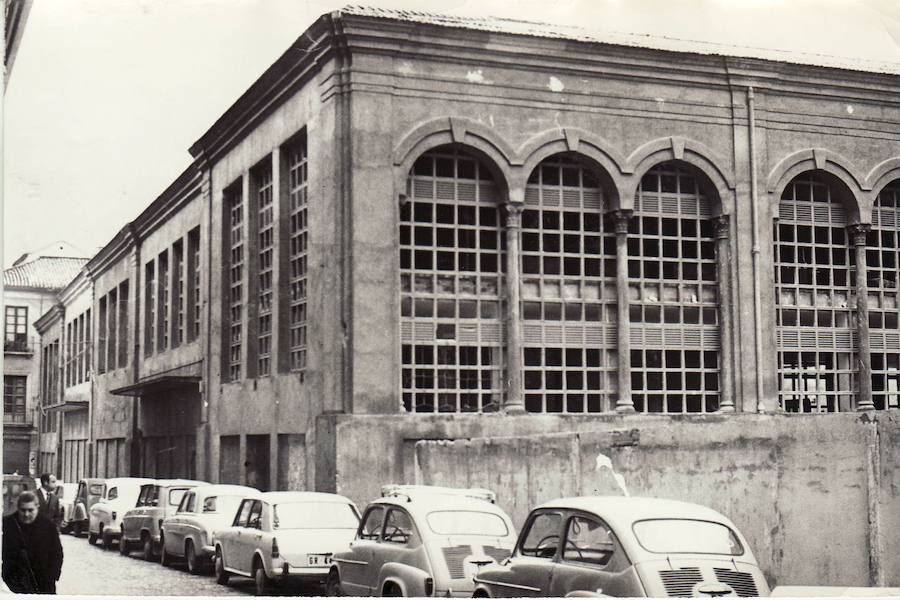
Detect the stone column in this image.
<box><xmin>610</xmin><ymin>209</ymin><xmax>634</xmax><ymax>413</ymax></box>
<box><xmin>849</xmin><ymin>223</ymin><xmax>874</xmax><ymax>411</ymax></box>
<box><xmin>713</xmin><ymin>215</ymin><xmax>735</xmax><ymax>412</ymax></box>
<box><xmin>503</xmin><ymin>200</ymin><xmax>525</xmax><ymax>414</ymax></box>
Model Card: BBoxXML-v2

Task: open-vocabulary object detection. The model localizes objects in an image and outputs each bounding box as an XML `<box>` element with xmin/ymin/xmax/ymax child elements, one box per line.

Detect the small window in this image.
<box><xmin>234</xmin><ymin>500</ymin><xmax>254</xmax><ymax>527</ymax></box>
<box><xmin>563</xmin><ymin>515</ymin><xmax>615</xmax><ymax>566</ymax></box>
<box><xmin>519</xmin><ymin>511</ymin><xmax>562</xmax><ymax>559</ymax></box>
<box><xmin>203</xmin><ymin>496</ymin><xmax>217</xmax><ymax>513</ymax></box>
<box><xmin>358</xmin><ymin>506</ymin><xmax>385</xmax><ymax>540</ymax></box>
<box><xmin>168</xmin><ymin>488</ymin><xmax>190</xmax><ymax>507</ymax></box>
<box><xmin>107</xmin><ymin>487</ymin><xmax>118</xmax><ymax>501</ymax></box>
<box><xmin>383</xmin><ymin>509</ymin><xmax>414</xmax><ymax>545</ymax></box>
<box><xmin>247</xmin><ymin>500</ymin><xmax>263</xmax><ymax>529</ymax></box>
<box><xmin>178</xmin><ymin>492</ymin><xmax>196</xmax><ymax>513</ymax></box>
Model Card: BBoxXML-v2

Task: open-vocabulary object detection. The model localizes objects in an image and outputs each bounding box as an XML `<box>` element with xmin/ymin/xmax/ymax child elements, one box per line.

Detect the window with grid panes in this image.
<box><xmin>4</xmin><ymin>376</ymin><xmax>26</xmax><ymax>423</ymax></box>
<box><xmin>75</xmin><ymin>315</ymin><xmax>84</xmax><ymax>383</ymax></box>
<box><xmin>65</xmin><ymin>322</ymin><xmax>72</xmax><ymax>387</ymax></box>
<box><xmin>145</xmin><ymin>261</ymin><xmax>155</xmax><ymax>357</ymax></box>
<box><xmin>226</xmin><ymin>186</ymin><xmax>245</xmax><ymax>381</ymax></box>
<box><xmin>98</xmin><ymin>297</ymin><xmax>107</xmax><ymax>374</ymax></box>
<box><xmin>107</xmin><ymin>288</ymin><xmax>118</xmax><ymax>370</ymax></box>
<box><xmin>775</xmin><ymin>173</ymin><xmax>856</xmax><ymax>412</ymax></box>
<box><xmin>868</xmin><ymin>181</ymin><xmax>900</xmax><ymax>410</ymax></box>
<box><xmin>157</xmin><ymin>251</ymin><xmax>169</xmax><ymax>352</ymax></box>
<box><xmin>521</xmin><ymin>154</ymin><xmax>618</xmax><ymax>413</ymax></box>
<box><xmin>400</xmin><ymin>146</ymin><xmax>506</xmax><ymax>413</ymax></box>
<box><xmin>85</xmin><ymin>309</ymin><xmax>92</xmax><ymax>381</ymax></box>
<box><xmin>118</xmin><ymin>281</ymin><xmax>129</xmax><ymax>368</ymax></box>
<box><xmin>188</xmin><ymin>228</ymin><xmax>201</xmax><ymax>341</ymax></box>
<box><xmin>256</xmin><ymin>162</ymin><xmax>274</xmax><ymax>376</ymax></box>
<box><xmin>172</xmin><ymin>240</ymin><xmax>184</xmax><ymax>347</ymax></box>
<box><xmin>630</xmin><ymin>163</ymin><xmax>720</xmax><ymax>413</ymax></box>
<box><xmin>4</xmin><ymin>306</ymin><xmax>28</xmax><ymax>352</ymax></box>
<box><xmin>287</xmin><ymin>140</ymin><xmax>308</xmax><ymax>373</ymax></box>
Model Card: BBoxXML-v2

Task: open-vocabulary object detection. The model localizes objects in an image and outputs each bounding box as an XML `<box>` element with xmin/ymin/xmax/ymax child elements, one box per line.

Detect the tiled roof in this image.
<box><xmin>341</xmin><ymin>5</ymin><xmax>900</xmax><ymax>76</ymax></box>
<box><xmin>3</xmin><ymin>257</ymin><xmax>88</xmax><ymax>290</ymax></box>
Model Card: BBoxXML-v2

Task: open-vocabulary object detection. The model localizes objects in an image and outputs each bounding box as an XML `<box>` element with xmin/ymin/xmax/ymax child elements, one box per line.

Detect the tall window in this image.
<box><xmin>157</xmin><ymin>250</ymin><xmax>169</xmax><ymax>352</ymax></box>
<box><xmin>76</xmin><ymin>314</ymin><xmax>84</xmax><ymax>383</ymax></box>
<box><xmin>775</xmin><ymin>173</ymin><xmax>856</xmax><ymax>412</ymax></box>
<box><xmin>4</xmin><ymin>376</ymin><xmax>26</xmax><ymax>423</ymax></box>
<box><xmin>287</xmin><ymin>139</ymin><xmax>308</xmax><ymax>373</ymax></box>
<box><xmin>65</xmin><ymin>322</ymin><xmax>73</xmax><ymax>387</ymax></box>
<box><xmin>400</xmin><ymin>146</ymin><xmax>506</xmax><ymax>413</ymax></box>
<box><xmin>256</xmin><ymin>162</ymin><xmax>274</xmax><ymax>376</ymax></box>
<box><xmin>107</xmin><ymin>288</ymin><xmax>118</xmax><ymax>370</ymax></box>
<box><xmin>226</xmin><ymin>185</ymin><xmax>245</xmax><ymax>382</ymax></box>
<box><xmin>630</xmin><ymin>163</ymin><xmax>719</xmax><ymax>413</ymax></box>
<box><xmin>187</xmin><ymin>228</ymin><xmax>201</xmax><ymax>342</ymax></box>
<box><xmin>172</xmin><ymin>240</ymin><xmax>184</xmax><ymax>348</ymax></box>
<box><xmin>98</xmin><ymin>297</ymin><xmax>107</xmax><ymax>374</ymax></box>
<box><xmin>84</xmin><ymin>309</ymin><xmax>92</xmax><ymax>381</ymax></box>
<box><xmin>4</xmin><ymin>306</ymin><xmax>28</xmax><ymax>352</ymax></box>
<box><xmin>118</xmin><ymin>281</ymin><xmax>129</xmax><ymax>368</ymax></box>
<box><xmin>521</xmin><ymin>154</ymin><xmax>617</xmax><ymax>413</ymax></box>
<box><xmin>869</xmin><ymin>181</ymin><xmax>900</xmax><ymax>410</ymax></box>
<box><xmin>145</xmin><ymin>260</ymin><xmax>156</xmax><ymax>357</ymax></box>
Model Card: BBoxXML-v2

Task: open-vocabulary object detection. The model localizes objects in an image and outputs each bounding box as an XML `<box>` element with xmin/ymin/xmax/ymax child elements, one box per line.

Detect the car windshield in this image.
<box><xmin>632</xmin><ymin>519</ymin><xmax>744</xmax><ymax>555</ymax></box>
<box><xmin>273</xmin><ymin>502</ymin><xmax>358</xmax><ymax>530</ymax></box>
<box><xmin>426</xmin><ymin>510</ymin><xmax>509</xmax><ymax>537</ymax></box>
<box><xmin>203</xmin><ymin>494</ymin><xmax>244</xmax><ymax>515</ymax></box>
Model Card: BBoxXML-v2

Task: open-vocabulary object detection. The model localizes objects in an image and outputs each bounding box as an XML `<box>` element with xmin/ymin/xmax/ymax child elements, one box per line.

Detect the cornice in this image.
<box><xmin>130</xmin><ymin>163</ymin><xmax>203</xmax><ymax>241</ymax></box>
<box><xmin>34</xmin><ymin>304</ymin><xmax>63</xmax><ymax>335</ymax></box>
<box><xmin>58</xmin><ymin>269</ymin><xmax>91</xmax><ymax>306</ymax></box>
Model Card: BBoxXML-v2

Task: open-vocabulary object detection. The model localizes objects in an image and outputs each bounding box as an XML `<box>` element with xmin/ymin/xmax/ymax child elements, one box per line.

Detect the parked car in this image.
<box><xmin>71</xmin><ymin>478</ymin><xmax>105</xmax><ymax>536</ymax></box>
<box><xmin>160</xmin><ymin>484</ymin><xmax>260</xmax><ymax>574</ymax></box>
<box><xmin>472</xmin><ymin>496</ymin><xmax>770</xmax><ymax>598</ymax></box>
<box><xmin>2</xmin><ymin>474</ymin><xmax>36</xmax><ymax>516</ymax></box>
<box><xmin>120</xmin><ymin>479</ymin><xmax>207</xmax><ymax>560</ymax></box>
<box><xmin>88</xmin><ymin>477</ymin><xmax>155</xmax><ymax>548</ymax></box>
<box><xmin>214</xmin><ymin>491</ymin><xmax>360</xmax><ymax>595</ymax></box>
<box><xmin>327</xmin><ymin>485</ymin><xmax>518</xmax><ymax>598</ymax></box>
<box><xmin>54</xmin><ymin>481</ymin><xmax>79</xmax><ymax>533</ymax></box>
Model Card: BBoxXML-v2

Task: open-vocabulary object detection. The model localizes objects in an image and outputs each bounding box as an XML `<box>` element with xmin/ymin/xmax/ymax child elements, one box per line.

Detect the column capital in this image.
<box><xmin>608</xmin><ymin>208</ymin><xmax>633</xmax><ymax>234</ymax></box>
<box><xmin>712</xmin><ymin>214</ymin><xmax>731</xmax><ymax>240</ymax></box>
<box><xmin>847</xmin><ymin>222</ymin><xmax>871</xmax><ymax>246</ymax></box>
<box><xmin>504</xmin><ymin>202</ymin><xmax>524</xmax><ymax>229</ymax></box>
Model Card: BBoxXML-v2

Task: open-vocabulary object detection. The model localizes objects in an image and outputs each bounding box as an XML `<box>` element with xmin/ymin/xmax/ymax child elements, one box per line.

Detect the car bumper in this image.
<box><xmin>201</xmin><ymin>544</ymin><xmax>215</xmax><ymax>557</ymax></box>
<box><xmin>273</xmin><ymin>563</ymin><xmax>331</xmax><ymax>582</ymax></box>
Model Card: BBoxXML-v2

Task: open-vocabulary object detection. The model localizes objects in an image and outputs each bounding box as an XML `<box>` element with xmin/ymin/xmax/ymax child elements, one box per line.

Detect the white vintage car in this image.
<box><xmin>214</xmin><ymin>491</ymin><xmax>361</xmax><ymax>595</ymax></box>
<box><xmin>88</xmin><ymin>477</ymin><xmax>155</xmax><ymax>549</ymax></box>
<box><xmin>54</xmin><ymin>481</ymin><xmax>79</xmax><ymax>533</ymax></box>
<box><xmin>327</xmin><ymin>485</ymin><xmax>518</xmax><ymax>598</ymax></box>
<box><xmin>160</xmin><ymin>484</ymin><xmax>260</xmax><ymax>574</ymax></box>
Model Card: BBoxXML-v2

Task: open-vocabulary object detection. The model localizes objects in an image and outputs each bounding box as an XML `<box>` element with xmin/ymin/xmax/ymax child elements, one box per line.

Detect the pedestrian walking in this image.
<box><xmin>2</xmin><ymin>490</ymin><xmax>64</xmax><ymax>594</ymax></box>
<box><xmin>36</xmin><ymin>473</ymin><xmax>62</xmax><ymax>528</ymax></box>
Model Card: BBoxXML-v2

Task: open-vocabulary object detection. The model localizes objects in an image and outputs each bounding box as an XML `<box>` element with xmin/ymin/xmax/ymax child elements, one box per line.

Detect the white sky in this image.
<box><xmin>4</xmin><ymin>0</ymin><xmax>899</xmax><ymax>268</ymax></box>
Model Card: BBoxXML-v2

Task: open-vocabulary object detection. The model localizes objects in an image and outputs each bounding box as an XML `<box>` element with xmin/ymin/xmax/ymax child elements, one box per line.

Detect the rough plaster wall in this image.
<box><xmin>878</xmin><ymin>412</ymin><xmax>900</xmax><ymax>586</ymax></box>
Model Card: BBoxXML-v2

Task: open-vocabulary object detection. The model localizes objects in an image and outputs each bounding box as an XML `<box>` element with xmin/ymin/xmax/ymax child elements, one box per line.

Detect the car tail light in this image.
<box><xmin>272</xmin><ymin>538</ymin><xmax>280</xmax><ymax>559</ymax></box>
<box><xmin>424</xmin><ymin>577</ymin><xmax>434</xmax><ymax>597</ymax></box>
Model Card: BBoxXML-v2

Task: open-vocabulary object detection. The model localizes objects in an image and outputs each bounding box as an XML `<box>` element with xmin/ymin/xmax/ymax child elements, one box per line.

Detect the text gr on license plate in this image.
<box><xmin>308</xmin><ymin>554</ymin><xmax>333</xmax><ymax>566</ymax></box>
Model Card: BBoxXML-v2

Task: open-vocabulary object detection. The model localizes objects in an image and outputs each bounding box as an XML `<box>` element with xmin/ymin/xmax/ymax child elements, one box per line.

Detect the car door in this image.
<box><xmin>340</xmin><ymin>505</ymin><xmax>385</xmax><ymax>596</ymax></box>
<box><xmin>548</xmin><ymin>513</ymin><xmax>639</xmax><ymax>597</ymax></box>
<box><xmin>124</xmin><ymin>485</ymin><xmax>149</xmax><ymax>541</ymax></box>
<box><xmin>222</xmin><ymin>499</ymin><xmax>253</xmax><ymax>573</ymax></box>
<box><xmin>375</xmin><ymin>508</ymin><xmax>421</xmax><ymax>592</ymax></box>
<box><xmin>168</xmin><ymin>491</ymin><xmax>195</xmax><ymax>556</ymax></box>
<box><xmin>486</xmin><ymin>510</ymin><xmax>563</xmax><ymax>598</ymax></box>
<box><xmin>237</xmin><ymin>500</ymin><xmax>264</xmax><ymax>574</ymax></box>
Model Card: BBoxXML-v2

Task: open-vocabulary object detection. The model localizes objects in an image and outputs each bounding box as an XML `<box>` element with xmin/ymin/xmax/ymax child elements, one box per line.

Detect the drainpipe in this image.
<box><xmin>204</xmin><ymin>164</ymin><xmax>213</xmax><ymax>483</ymax></box>
<box><xmin>127</xmin><ymin>223</ymin><xmax>142</xmax><ymax>475</ymax></box>
<box><xmin>747</xmin><ymin>87</ymin><xmax>765</xmax><ymax>413</ymax></box>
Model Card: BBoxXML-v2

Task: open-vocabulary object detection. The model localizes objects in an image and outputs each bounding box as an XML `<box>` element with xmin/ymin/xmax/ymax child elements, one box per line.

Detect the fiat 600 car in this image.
<box><xmin>120</xmin><ymin>479</ymin><xmax>207</xmax><ymax>560</ymax></box>
<box><xmin>327</xmin><ymin>485</ymin><xmax>518</xmax><ymax>598</ymax></box>
<box><xmin>160</xmin><ymin>484</ymin><xmax>259</xmax><ymax>574</ymax></box>
<box><xmin>88</xmin><ymin>477</ymin><xmax>155</xmax><ymax>548</ymax></box>
<box><xmin>214</xmin><ymin>491</ymin><xmax>360</xmax><ymax>595</ymax></box>
<box><xmin>472</xmin><ymin>496</ymin><xmax>769</xmax><ymax>598</ymax></box>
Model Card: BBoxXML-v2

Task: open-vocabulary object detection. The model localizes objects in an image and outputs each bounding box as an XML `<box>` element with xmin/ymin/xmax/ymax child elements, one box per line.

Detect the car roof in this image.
<box><xmin>370</xmin><ymin>493</ymin><xmax>507</xmax><ymax>516</ymax></box>
<box><xmin>190</xmin><ymin>484</ymin><xmax>260</xmax><ymax>498</ymax></box>
<box><xmin>103</xmin><ymin>477</ymin><xmax>156</xmax><ymax>487</ymax></box>
<box><xmin>258</xmin><ymin>491</ymin><xmax>355</xmax><ymax>504</ymax></box>
<box><xmin>143</xmin><ymin>479</ymin><xmax>208</xmax><ymax>488</ymax></box>
<box><xmin>535</xmin><ymin>496</ymin><xmax>734</xmax><ymax>526</ymax></box>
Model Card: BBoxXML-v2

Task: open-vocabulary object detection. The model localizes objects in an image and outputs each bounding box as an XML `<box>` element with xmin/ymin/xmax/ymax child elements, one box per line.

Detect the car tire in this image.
<box><xmin>73</xmin><ymin>521</ymin><xmax>84</xmax><ymax>537</ymax></box>
<box><xmin>101</xmin><ymin>528</ymin><xmax>112</xmax><ymax>550</ymax></box>
<box><xmin>141</xmin><ymin>534</ymin><xmax>155</xmax><ymax>561</ymax></box>
<box><xmin>160</xmin><ymin>534</ymin><xmax>172</xmax><ymax>567</ymax></box>
<box><xmin>254</xmin><ymin>562</ymin><xmax>272</xmax><ymax>596</ymax></box>
<box><xmin>382</xmin><ymin>583</ymin><xmax>403</xmax><ymax>597</ymax></box>
<box><xmin>215</xmin><ymin>552</ymin><xmax>230</xmax><ymax>585</ymax></box>
<box><xmin>325</xmin><ymin>571</ymin><xmax>343</xmax><ymax>597</ymax></box>
<box><xmin>88</xmin><ymin>531</ymin><xmax>98</xmax><ymax>545</ymax></box>
<box><xmin>119</xmin><ymin>531</ymin><xmax>130</xmax><ymax>556</ymax></box>
<box><xmin>185</xmin><ymin>541</ymin><xmax>200</xmax><ymax>575</ymax></box>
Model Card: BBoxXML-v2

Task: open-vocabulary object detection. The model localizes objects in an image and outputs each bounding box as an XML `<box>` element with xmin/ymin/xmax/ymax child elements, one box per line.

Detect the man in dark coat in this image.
<box><xmin>36</xmin><ymin>473</ymin><xmax>62</xmax><ymax>528</ymax></box>
<box><xmin>2</xmin><ymin>491</ymin><xmax>64</xmax><ymax>594</ymax></box>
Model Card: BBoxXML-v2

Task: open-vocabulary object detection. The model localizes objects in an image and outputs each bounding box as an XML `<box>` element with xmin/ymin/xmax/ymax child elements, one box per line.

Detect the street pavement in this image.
<box><xmin>57</xmin><ymin>532</ymin><xmax>257</xmax><ymax>596</ymax></box>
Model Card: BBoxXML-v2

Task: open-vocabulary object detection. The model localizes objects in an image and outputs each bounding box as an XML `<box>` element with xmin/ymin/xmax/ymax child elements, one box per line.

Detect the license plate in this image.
<box><xmin>307</xmin><ymin>554</ymin><xmax>332</xmax><ymax>566</ymax></box>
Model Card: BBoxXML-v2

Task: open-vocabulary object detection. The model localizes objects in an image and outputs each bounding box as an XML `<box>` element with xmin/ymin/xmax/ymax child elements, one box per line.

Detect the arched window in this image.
<box><xmin>868</xmin><ymin>181</ymin><xmax>900</xmax><ymax>410</ymax></box>
<box><xmin>400</xmin><ymin>146</ymin><xmax>506</xmax><ymax>413</ymax></box>
<box><xmin>630</xmin><ymin>163</ymin><xmax>719</xmax><ymax>413</ymax></box>
<box><xmin>775</xmin><ymin>172</ymin><xmax>856</xmax><ymax>412</ymax></box>
<box><xmin>521</xmin><ymin>154</ymin><xmax>617</xmax><ymax>413</ymax></box>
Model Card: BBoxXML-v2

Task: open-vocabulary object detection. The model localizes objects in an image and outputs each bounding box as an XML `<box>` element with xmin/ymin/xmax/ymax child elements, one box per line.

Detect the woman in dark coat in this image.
<box><xmin>2</xmin><ymin>490</ymin><xmax>64</xmax><ymax>594</ymax></box>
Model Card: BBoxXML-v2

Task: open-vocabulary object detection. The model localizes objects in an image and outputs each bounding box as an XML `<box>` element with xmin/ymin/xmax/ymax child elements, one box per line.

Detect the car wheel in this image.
<box><xmin>88</xmin><ymin>530</ymin><xmax>98</xmax><ymax>545</ymax></box>
<box><xmin>185</xmin><ymin>541</ymin><xmax>200</xmax><ymax>575</ymax></box>
<box><xmin>73</xmin><ymin>521</ymin><xmax>84</xmax><ymax>537</ymax></box>
<box><xmin>325</xmin><ymin>571</ymin><xmax>343</xmax><ymax>597</ymax></box>
<box><xmin>101</xmin><ymin>528</ymin><xmax>113</xmax><ymax>550</ymax></box>
<box><xmin>215</xmin><ymin>551</ymin><xmax>230</xmax><ymax>585</ymax></box>
<box><xmin>119</xmin><ymin>530</ymin><xmax>130</xmax><ymax>556</ymax></box>
<box><xmin>141</xmin><ymin>534</ymin><xmax>155</xmax><ymax>561</ymax></box>
<box><xmin>160</xmin><ymin>534</ymin><xmax>172</xmax><ymax>567</ymax></box>
<box><xmin>382</xmin><ymin>583</ymin><xmax>403</xmax><ymax>597</ymax></box>
<box><xmin>254</xmin><ymin>562</ymin><xmax>272</xmax><ymax>596</ymax></box>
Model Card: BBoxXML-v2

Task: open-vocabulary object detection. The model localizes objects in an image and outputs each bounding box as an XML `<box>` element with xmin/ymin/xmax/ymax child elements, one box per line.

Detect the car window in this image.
<box><xmin>146</xmin><ymin>486</ymin><xmax>160</xmax><ymax>507</ymax></box>
<box><xmin>178</xmin><ymin>492</ymin><xmax>196</xmax><ymax>513</ymax></box>
<box><xmin>234</xmin><ymin>500</ymin><xmax>253</xmax><ymax>527</ymax></box>
<box><xmin>247</xmin><ymin>501</ymin><xmax>263</xmax><ymax>529</ymax></box>
<box><xmin>168</xmin><ymin>488</ymin><xmax>190</xmax><ymax>507</ymax></box>
<box><xmin>519</xmin><ymin>511</ymin><xmax>562</xmax><ymax>560</ymax></box>
<box><xmin>358</xmin><ymin>506</ymin><xmax>385</xmax><ymax>540</ymax></box>
<box><xmin>563</xmin><ymin>516</ymin><xmax>616</xmax><ymax>567</ymax></box>
<box><xmin>273</xmin><ymin>501</ymin><xmax>359</xmax><ymax>530</ymax></box>
<box><xmin>107</xmin><ymin>487</ymin><xmax>118</xmax><ymax>501</ymax></box>
<box><xmin>203</xmin><ymin>494</ymin><xmax>243</xmax><ymax>515</ymax></box>
<box><xmin>89</xmin><ymin>484</ymin><xmax>104</xmax><ymax>496</ymax></box>
<box><xmin>426</xmin><ymin>510</ymin><xmax>509</xmax><ymax>537</ymax></box>
<box><xmin>136</xmin><ymin>485</ymin><xmax>150</xmax><ymax>506</ymax></box>
<box><xmin>632</xmin><ymin>519</ymin><xmax>744</xmax><ymax>556</ymax></box>
<box><xmin>383</xmin><ymin>509</ymin><xmax>415</xmax><ymax>545</ymax></box>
